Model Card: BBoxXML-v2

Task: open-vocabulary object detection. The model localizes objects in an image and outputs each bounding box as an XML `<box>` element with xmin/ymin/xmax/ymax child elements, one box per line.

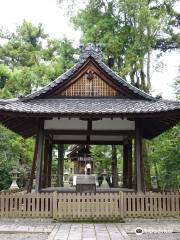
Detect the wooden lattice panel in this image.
<box><xmin>61</xmin><ymin>73</ymin><xmax>118</xmax><ymax>97</ymax></box>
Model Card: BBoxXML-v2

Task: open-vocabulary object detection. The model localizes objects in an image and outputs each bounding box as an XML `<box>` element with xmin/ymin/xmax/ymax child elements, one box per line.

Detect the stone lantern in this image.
<box><xmin>101</xmin><ymin>170</ymin><xmax>109</xmax><ymax>188</ymax></box>
<box><xmin>9</xmin><ymin>166</ymin><xmax>19</xmax><ymax>190</ymax></box>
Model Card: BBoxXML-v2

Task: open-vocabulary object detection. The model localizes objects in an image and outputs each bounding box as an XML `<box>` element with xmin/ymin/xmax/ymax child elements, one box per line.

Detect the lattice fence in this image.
<box><xmin>0</xmin><ymin>191</ymin><xmax>179</xmax><ymax>219</ymax></box>
<box><xmin>0</xmin><ymin>192</ymin><xmax>53</xmax><ymax>218</ymax></box>
<box><xmin>124</xmin><ymin>192</ymin><xmax>180</xmax><ymax>217</ymax></box>
<box><xmin>53</xmin><ymin>192</ymin><xmax>123</xmax><ymax>221</ymax></box>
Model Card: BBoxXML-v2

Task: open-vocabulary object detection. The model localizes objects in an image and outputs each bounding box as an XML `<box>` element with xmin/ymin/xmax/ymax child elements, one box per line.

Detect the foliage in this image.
<box><xmin>149</xmin><ymin>124</ymin><xmax>180</xmax><ymax>190</ymax></box>
<box><xmin>174</xmin><ymin>68</ymin><xmax>180</xmax><ymax>98</ymax></box>
<box><xmin>0</xmin><ymin>126</ymin><xmax>34</xmax><ymax>190</ymax></box>
<box><xmin>148</xmin><ymin>77</ymin><xmax>180</xmax><ymax>190</ymax></box>
<box><xmin>60</xmin><ymin>0</ymin><xmax>180</xmax><ymax>92</ymax></box>
<box><xmin>90</xmin><ymin>145</ymin><xmax>123</xmax><ymax>176</ymax></box>
<box><xmin>0</xmin><ymin>21</ymin><xmax>76</xmax><ymax>96</ymax></box>
<box><xmin>0</xmin><ymin>21</ymin><xmax>76</xmax><ymax>190</ymax></box>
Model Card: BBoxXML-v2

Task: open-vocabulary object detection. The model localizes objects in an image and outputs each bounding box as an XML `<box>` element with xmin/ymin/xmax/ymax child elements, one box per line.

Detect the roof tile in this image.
<box><xmin>0</xmin><ymin>98</ymin><xmax>179</xmax><ymax>115</ymax></box>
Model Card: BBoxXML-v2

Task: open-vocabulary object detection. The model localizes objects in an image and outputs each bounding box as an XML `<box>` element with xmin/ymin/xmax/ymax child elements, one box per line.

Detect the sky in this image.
<box><xmin>0</xmin><ymin>0</ymin><xmax>179</xmax><ymax>99</ymax></box>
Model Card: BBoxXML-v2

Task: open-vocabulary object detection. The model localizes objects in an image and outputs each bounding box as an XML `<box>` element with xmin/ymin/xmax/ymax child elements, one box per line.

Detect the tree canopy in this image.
<box><xmin>0</xmin><ymin>21</ymin><xmax>77</xmax><ymax>190</ymax></box>
<box><xmin>59</xmin><ymin>0</ymin><xmax>180</xmax><ymax>92</ymax></box>
<box><xmin>0</xmin><ymin>21</ymin><xmax>76</xmax><ymax>97</ymax></box>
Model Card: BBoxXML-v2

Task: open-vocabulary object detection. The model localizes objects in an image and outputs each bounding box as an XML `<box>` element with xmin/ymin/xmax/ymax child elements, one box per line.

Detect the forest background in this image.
<box><xmin>0</xmin><ymin>0</ymin><xmax>179</xmax><ymax>190</ymax></box>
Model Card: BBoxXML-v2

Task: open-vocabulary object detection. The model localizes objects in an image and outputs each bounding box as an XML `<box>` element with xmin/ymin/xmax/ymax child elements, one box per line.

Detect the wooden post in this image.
<box><xmin>123</xmin><ymin>140</ymin><xmax>133</xmax><ymax>189</ymax></box>
<box><xmin>48</xmin><ymin>143</ymin><xmax>53</xmax><ymax>187</ymax></box>
<box><xmin>135</xmin><ymin>120</ymin><xmax>144</xmax><ymax>192</ymax></box>
<box><xmin>127</xmin><ymin>139</ymin><xmax>133</xmax><ymax>189</ymax></box>
<box><xmin>112</xmin><ymin>145</ymin><xmax>118</xmax><ymax>187</ymax></box>
<box><xmin>27</xmin><ymin>135</ymin><xmax>38</xmax><ymax>193</ymax></box>
<box><xmin>123</xmin><ymin>143</ymin><xmax>128</xmax><ymax>188</ymax></box>
<box><xmin>43</xmin><ymin>138</ymin><xmax>49</xmax><ymax>188</ymax></box>
<box><xmin>35</xmin><ymin>119</ymin><xmax>44</xmax><ymax>192</ymax></box>
<box><xmin>57</xmin><ymin>144</ymin><xmax>64</xmax><ymax>187</ymax></box>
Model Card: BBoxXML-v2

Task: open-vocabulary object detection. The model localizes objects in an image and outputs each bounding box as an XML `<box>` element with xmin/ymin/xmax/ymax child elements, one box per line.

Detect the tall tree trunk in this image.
<box><xmin>147</xmin><ymin>25</ymin><xmax>151</xmax><ymax>93</ymax></box>
<box><xmin>153</xmin><ymin>159</ymin><xmax>160</xmax><ymax>189</ymax></box>
<box><xmin>147</xmin><ymin>49</ymin><xmax>151</xmax><ymax>92</ymax></box>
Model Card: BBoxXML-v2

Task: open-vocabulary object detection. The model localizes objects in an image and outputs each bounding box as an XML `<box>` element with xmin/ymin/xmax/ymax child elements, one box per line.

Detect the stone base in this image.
<box><xmin>76</xmin><ymin>175</ymin><xmax>96</xmax><ymax>193</ymax></box>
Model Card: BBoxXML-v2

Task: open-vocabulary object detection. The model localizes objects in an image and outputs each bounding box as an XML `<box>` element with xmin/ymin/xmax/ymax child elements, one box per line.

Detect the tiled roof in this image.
<box><xmin>0</xmin><ymin>99</ymin><xmax>17</xmax><ymax>105</ymax></box>
<box><xmin>23</xmin><ymin>43</ymin><xmax>153</xmax><ymax>101</ymax></box>
<box><xmin>0</xmin><ymin>98</ymin><xmax>179</xmax><ymax>115</ymax></box>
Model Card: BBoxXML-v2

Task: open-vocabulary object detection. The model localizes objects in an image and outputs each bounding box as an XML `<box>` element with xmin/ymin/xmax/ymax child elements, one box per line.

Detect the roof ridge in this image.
<box><xmin>22</xmin><ymin>43</ymin><xmax>154</xmax><ymax>101</ymax></box>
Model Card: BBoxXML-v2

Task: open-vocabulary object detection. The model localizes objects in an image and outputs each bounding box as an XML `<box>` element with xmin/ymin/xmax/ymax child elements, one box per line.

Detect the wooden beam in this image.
<box><xmin>87</xmin><ymin>120</ymin><xmax>92</xmax><ymax>143</ymax></box>
<box><xmin>53</xmin><ymin>140</ymin><xmax>123</xmax><ymax>145</ymax></box>
<box><xmin>35</xmin><ymin>119</ymin><xmax>44</xmax><ymax>192</ymax></box>
<box><xmin>0</xmin><ymin>109</ymin><xmax>179</xmax><ymax>119</ymax></box>
<box><xmin>45</xmin><ymin>129</ymin><xmax>135</xmax><ymax>136</ymax></box>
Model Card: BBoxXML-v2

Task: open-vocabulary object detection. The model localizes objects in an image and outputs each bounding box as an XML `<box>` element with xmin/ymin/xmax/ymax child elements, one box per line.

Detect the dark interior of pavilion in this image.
<box><xmin>37</xmin><ymin>143</ymin><xmax>138</xmax><ymax>193</ymax></box>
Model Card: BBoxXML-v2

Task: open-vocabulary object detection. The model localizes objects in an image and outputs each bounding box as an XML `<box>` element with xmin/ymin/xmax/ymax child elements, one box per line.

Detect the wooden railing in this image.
<box><xmin>124</xmin><ymin>192</ymin><xmax>180</xmax><ymax>217</ymax></box>
<box><xmin>53</xmin><ymin>192</ymin><xmax>123</xmax><ymax>220</ymax></box>
<box><xmin>0</xmin><ymin>191</ymin><xmax>179</xmax><ymax>219</ymax></box>
<box><xmin>0</xmin><ymin>192</ymin><xmax>53</xmax><ymax>218</ymax></box>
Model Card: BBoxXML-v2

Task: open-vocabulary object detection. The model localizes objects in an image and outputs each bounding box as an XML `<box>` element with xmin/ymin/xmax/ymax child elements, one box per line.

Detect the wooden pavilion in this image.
<box><xmin>67</xmin><ymin>144</ymin><xmax>94</xmax><ymax>175</ymax></box>
<box><xmin>0</xmin><ymin>43</ymin><xmax>180</xmax><ymax>193</ymax></box>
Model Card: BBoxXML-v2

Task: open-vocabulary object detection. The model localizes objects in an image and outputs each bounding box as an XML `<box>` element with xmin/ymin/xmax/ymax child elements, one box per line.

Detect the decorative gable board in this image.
<box><xmin>61</xmin><ymin>72</ymin><xmax>118</xmax><ymax>97</ymax></box>
<box><xmin>52</xmin><ymin>61</ymin><xmax>129</xmax><ymax>98</ymax></box>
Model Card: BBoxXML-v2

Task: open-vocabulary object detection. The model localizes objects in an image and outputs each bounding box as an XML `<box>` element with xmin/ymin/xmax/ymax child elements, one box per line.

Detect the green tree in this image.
<box><xmin>149</xmin><ymin>124</ymin><xmax>180</xmax><ymax>190</ymax></box>
<box><xmin>174</xmin><ymin>68</ymin><xmax>180</xmax><ymax>98</ymax></box>
<box><xmin>148</xmin><ymin>70</ymin><xmax>180</xmax><ymax>190</ymax></box>
<box><xmin>59</xmin><ymin>0</ymin><xmax>180</xmax><ymax>92</ymax></box>
<box><xmin>91</xmin><ymin>145</ymin><xmax>123</xmax><ymax>177</ymax></box>
<box><xmin>0</xmin><ymin>126</ymin><xmax>34</xmax><ymax>190</ymax></box>
<box><xmin>0</xmin><ymin>21</ymin><xmax>77</xmax><ymax>190</ymax></box>
<box><xmin>0</xmin><ymin>21</ymin><xmax>76</xmax><ymax>95</ymax></box>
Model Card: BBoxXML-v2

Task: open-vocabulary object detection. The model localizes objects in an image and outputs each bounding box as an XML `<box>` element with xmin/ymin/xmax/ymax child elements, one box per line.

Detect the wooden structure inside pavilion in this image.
<box><xmin>0</xmin><ymin>43</ymin><xmax>180</xmax><ymax>193</ymax></box>
<box><xmin>67</xmin><ymin>145</ymin><xmax>94</xmax><ymax>175</ymax></box>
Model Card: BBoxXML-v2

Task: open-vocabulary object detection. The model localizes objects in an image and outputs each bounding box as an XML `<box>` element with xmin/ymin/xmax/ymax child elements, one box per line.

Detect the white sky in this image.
<box><xmin>0</xmin><ymin>0</ymin><xmax>179</xmax><ymax>99</ymax></box>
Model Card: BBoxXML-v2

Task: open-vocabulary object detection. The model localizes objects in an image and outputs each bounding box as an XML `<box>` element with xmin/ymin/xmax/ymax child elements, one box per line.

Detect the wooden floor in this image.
<box><xmin>40</xmin><ymin>187</ymin><xmax>134</xmax><ymax>193</ymax></box>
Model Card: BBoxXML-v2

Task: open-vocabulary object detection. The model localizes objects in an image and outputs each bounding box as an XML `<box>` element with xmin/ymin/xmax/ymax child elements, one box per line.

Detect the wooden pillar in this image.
<box><xmin>123</xmin><ymin>140</ymin><xmax>133</xmax><ymax>189</ymax></box>
<box><xmin>135</xmin><ymin>120</ymin><xmax>144</xmax><ymax>192</ymax></box>
<box><xmin>127</xmin><ymin>139</ymin><xmax>133</xmax><ymax>188</ymax></box>
<box><xmin>57</xmin><ymin>144</ymin><xmax>64</xmax><ymax>187</ymax></box>
<box><xmin>48</xmin><ymin>143</ymin><xmax>53</xmax><ymax>187</ymax></box>
<box><xmin>112</xmin><ymin>145</ymin><xmax>118</xmax><ymax>187</ymax></box>
<box><xmin>43</xmin><ymin>138</ymin><xmax>49</xmax><ymax>188</ymax></box>
<box><xmin>27</xmin><ymin>135</ymin><xmax>38</xmax><ymax>193</ymax></box>
<box><xmin>123</xmin><ymin>143</ymin><xmax>128</xmax><ymax>188</ymax></box>
<box><xmin>35</xmin><ymin>120</ymin><xmax>44</xmax><ymax>192</ymax></box>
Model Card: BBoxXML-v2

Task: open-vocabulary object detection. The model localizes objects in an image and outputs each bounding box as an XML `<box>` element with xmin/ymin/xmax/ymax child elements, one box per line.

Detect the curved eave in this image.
<box><xmin>0</xmin><ymin>109</ymin><xmax>179</xmax><ymax>139</ymax></box>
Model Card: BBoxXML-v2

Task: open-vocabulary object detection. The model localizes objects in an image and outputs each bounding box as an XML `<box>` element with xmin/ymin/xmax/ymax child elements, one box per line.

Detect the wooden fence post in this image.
<box><xmin>120</xmin><ymin>191</ymin><xmax>124</xmax><ymax>218</ymax></box>
<box><xmin>53</xmin><ymin>191</ymin><xmax>57</xmax><ymax>220</ymax></box>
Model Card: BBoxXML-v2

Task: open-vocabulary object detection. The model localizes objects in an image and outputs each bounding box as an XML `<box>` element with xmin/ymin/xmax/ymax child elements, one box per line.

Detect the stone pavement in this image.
<box><xmin>0</xmin><ymin>219</ymin><xmax>180</xmax><ymax>240</ymax></box>
<box><xmin>49</xmin><ymin>223</ymin><xmax>130</xmax><ymax>240</ymax></box>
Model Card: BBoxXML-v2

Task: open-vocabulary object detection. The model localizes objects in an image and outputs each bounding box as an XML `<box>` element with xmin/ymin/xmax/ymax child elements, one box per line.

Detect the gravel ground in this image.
<box><xmin>0</xmin><ymin>233</ymin><xmax>49</xmax><ymax>240</ymax></box>
<box><xmin>129</xmin><ymin>233</ymin><xmax>180</xmax><ymax>240</ymax></box>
